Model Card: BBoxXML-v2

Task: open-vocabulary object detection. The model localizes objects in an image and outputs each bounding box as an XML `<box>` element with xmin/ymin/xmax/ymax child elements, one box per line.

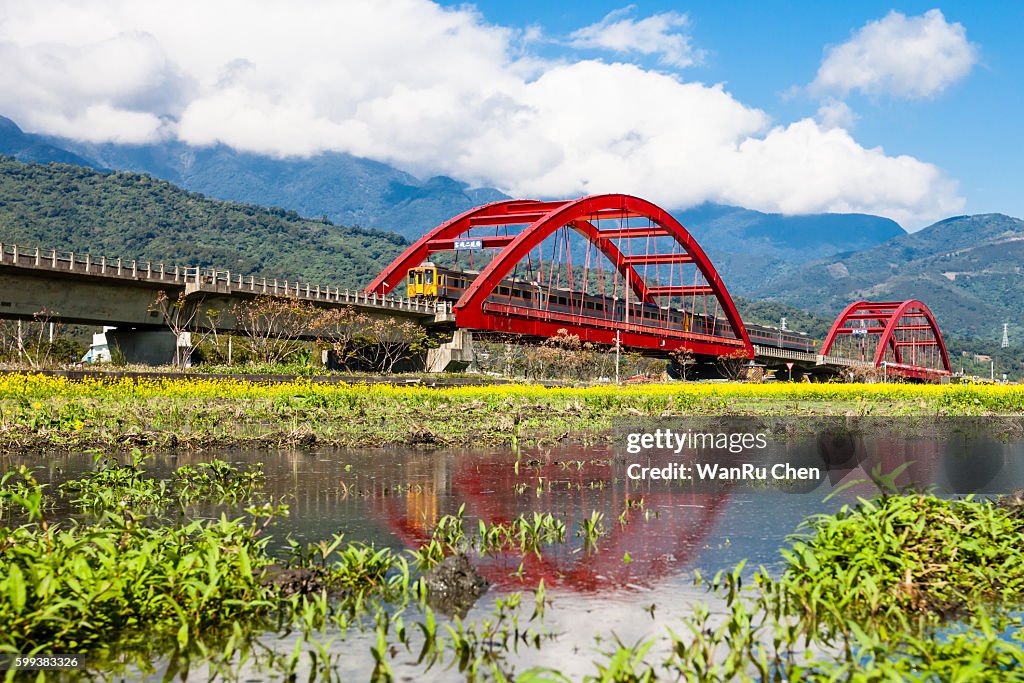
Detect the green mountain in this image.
<box><xmin>0</xmin><ymin>156</ymin><xmax>406</xmax><ymax>288</ymax></box>
<box><xmin>756</xmin><ymin>213</ymin><xmax>1024</xmax><ymax>343</ymax></box>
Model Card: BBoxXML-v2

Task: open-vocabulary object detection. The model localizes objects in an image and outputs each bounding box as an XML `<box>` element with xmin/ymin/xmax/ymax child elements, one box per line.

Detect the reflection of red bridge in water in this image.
<box><xmin>367</xmin><ymin>194</ymin><xmax>952</xmax><ymax>381</ymax></box>
<box><xmin>373</xmin><ymin>452</ymin><xmax>729</xmax><ymax>592</ymax></box>
<box><xmin>371</xmin><ymin>432</ymin><xmax>1012</xmax><ymax>592</ymax></box>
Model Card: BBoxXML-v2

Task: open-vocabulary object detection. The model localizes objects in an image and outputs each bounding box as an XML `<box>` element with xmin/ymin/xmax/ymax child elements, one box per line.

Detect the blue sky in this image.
<box><xmin>1</xmin><ymin>1</ymin><xmax>1019</xmax><ymax>228</ymax></box>
<box><xmin>447</xmin><ymin>1</ymin><xmax>1024</xmax><ymax>221</ymax></box>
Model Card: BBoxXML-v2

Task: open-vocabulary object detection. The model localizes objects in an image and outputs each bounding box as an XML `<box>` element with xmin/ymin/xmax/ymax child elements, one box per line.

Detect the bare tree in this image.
<box><xmin>152</xmin><ymin>291</ymin><xmax>201</xmax><ymax>369</ymax></box>
<box><xmin>18</xmin><ymin>309</ymin><xmax>67</xmax><ymax>369</ymax></box>
<box><xmin>232</xmin><ymin>296</ymin><xmax>317</xmax><ymax>365</ymax></box>
<box><xmin>0</xmin><ymin>320</ymin><xmax>21</xmax><ymax>362</ymax></box>
<box><xmin>522</xmin><ymin>344</ymin><xmax>560</xmax><ymax>379</ymax></box>
<box><xmin>669</xmin><ymin>347</ymin><xmax>696</xmax><ymax>381</ymax></box>
<box><xmin>847</xmin><ymin>365</ymin><xmax>884</xmax><ymax>383</ymax></box>
<box><xmin>313</xmin><ymin>307</ymin><xmax>372</xmax><ymax>370</ymax></box>
<box><xmin>356</xmin><ymin>317</ymin><xmax>429</xmax><ymax>374</ymax></box>
<box><xmin>195</xmin><ymin>305</ymin><xmax>228</xmax><ymax>361</ymax></box>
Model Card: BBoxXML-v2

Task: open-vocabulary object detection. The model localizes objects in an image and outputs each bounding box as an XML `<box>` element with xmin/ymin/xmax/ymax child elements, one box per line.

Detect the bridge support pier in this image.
<box><xmin>105</xmin><ymin>328</ymin><xmax>188</xmax><ymax>367</ymax></box>
<box><xmin>426</xmin><ymin>329</ymin><xmax>475</xmax><ymax>373</ymax></box>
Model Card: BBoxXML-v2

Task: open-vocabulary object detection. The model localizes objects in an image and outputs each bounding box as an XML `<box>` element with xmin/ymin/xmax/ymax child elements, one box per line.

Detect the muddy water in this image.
<box><xmin>6</xmin><ymin>424</ymin><xmax>1024</xmax><ymax>680</ymax></box>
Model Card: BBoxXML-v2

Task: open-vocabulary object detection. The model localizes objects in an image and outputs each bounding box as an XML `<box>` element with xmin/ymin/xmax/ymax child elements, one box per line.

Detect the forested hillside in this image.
<box><xmin>0</xmin><ymin>157</ymin><xmax>406</xmax><ymax>287</ymax></box>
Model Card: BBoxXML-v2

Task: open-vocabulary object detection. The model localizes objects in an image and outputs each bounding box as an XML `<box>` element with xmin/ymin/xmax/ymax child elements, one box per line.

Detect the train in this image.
<box><xmin>406</xmin><ymin>263</ymin><xmax>815</xmax><ymax>353</ymax></box>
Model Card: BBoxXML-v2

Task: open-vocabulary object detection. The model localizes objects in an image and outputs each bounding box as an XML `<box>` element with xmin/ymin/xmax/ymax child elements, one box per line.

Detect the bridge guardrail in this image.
<box><xmin>752</xmin><ymin>344</ymin><xmax>874</xmax><ymax>369</ymax></box>
<box><xmin>0</xmin><ymin>242</ymin><xmax>452</xmax><ymax>317</ymax></box>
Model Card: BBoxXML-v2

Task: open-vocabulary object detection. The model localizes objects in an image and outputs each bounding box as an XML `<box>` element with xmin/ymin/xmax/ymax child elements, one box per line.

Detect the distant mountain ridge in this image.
<box><xmin>40</xmin><ymin>128</ymin><xmax>509</xmax><ymax>242</ymax></box>
<box><xmin>0</xmin><ymin>116</ymin><xmax>904</xmax><ymax>271</ymax></box>
<box><xmin>0</xmin><ymin>115</ymin><xmax>100</xmax><ymax>168</ymax></box>
<box><xmin>757</xmin><ymin>213</ymin><xmax>1024</xmax><ymax>340</ymax></box>
<box><xmin>673</xmin><ymin>203</ymin><xmax>904</xmax><ymax>293</ymax></box>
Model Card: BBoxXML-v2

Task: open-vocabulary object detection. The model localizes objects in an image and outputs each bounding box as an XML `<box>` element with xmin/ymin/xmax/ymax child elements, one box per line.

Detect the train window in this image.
<box><xmin>425</xmin><ymin>270</ymin><xmax>434</xmax><ymax>285</ymax></box>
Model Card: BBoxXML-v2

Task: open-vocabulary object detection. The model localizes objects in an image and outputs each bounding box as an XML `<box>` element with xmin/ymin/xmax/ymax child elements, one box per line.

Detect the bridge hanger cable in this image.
<box><xmin>579</xmin><ymin>223</ymin><xmax>592</xmax><ymax>318</ymax></box>
<box><xmin>504</xmin><ymin>219</ymin><xmax>517</xmax><ymax>308</ymax></box>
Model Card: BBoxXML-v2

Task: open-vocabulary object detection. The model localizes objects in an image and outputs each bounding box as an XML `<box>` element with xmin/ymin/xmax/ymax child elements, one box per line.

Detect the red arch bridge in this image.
<box><xmin>0</xmin><ymin>194</ymin><xmax>951</xmax><ymax>380</ymax></box>
<box><xmin>367</xmin><ymin>194</ymin><xmax>952</xmax><ymax>381</ymax></box>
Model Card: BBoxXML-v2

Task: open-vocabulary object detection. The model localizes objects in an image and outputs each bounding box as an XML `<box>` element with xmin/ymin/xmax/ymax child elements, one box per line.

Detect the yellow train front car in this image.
<box><xmin>406</xmin><ymin>263</ymin><xmax>441</xmax><ymax>299</ymax></box>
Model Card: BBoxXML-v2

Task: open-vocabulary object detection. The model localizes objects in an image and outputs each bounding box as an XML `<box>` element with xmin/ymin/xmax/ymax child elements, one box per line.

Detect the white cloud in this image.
<box><xmin>0</xmin><ymin>0</ymin><xmax>964</xmax><ymax>227</ymax></box>
<box><xmin>811</xmin><ymin>9</ymin><xmax>978</xmax><ymax>99</ymax></box>
<box><xmin>568</xmin><ymin>6</ymin><xmax>700</xmax><ymax>69</ymax></box>
<box><xmin>816</xmin><ymin>99</ymin><xmax>857</xmax><ymax>130</ymax></box>
<box><xmin>726</xmin><ymin>119</ymin><xmax>963</xmax><ymax>227</ymax></box>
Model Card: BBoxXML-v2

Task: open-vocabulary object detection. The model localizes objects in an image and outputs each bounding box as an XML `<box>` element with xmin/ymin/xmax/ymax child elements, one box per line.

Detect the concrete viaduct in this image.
<box><xmin>0</xmin><ymin>243</ymin><xmax>465</xmax><ymax>367</ymax></box>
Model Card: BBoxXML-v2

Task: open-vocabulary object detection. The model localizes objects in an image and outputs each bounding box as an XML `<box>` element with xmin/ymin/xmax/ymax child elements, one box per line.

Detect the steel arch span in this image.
<box><xmin>821</xmin><ymin>300</ymin><xmax>951</xmax><ymax>381</ymax></box>
<box><xmin>367</xmin><ymin>194</ymin><xmax>753</xmax><ymax>357</ymax></box>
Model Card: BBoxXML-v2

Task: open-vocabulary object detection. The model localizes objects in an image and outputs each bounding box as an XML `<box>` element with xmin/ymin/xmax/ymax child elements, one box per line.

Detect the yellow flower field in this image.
<box><xmin>0</xmin><ymin>374</ymin><xmax>1020</xmax><ymax>451</ymax></box>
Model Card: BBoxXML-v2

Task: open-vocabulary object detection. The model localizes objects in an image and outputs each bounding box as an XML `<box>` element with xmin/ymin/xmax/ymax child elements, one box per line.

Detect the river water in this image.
<box><xmin>5</xmin><ymin>418</ymin><xmax>1024</xmax><ymax>680</ymax></box>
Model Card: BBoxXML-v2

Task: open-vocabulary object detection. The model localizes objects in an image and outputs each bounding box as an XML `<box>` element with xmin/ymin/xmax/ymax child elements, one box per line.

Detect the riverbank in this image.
<box><xmin>0</xmin><ymin>374</ymin><xmax>1022</xmax><ymax>452</ymax></box>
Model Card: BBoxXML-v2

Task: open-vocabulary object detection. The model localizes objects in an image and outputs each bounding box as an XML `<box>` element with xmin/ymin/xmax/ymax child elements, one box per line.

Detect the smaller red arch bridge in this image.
<box><xmin>367</xmin><ymin>194</ymin><xmax>752</xmax><ymax>358</ymax></box>
<box><xmin>820</xmin><ymin>300</ymin><xmax>951</xmax><ymax>381</ymax></box>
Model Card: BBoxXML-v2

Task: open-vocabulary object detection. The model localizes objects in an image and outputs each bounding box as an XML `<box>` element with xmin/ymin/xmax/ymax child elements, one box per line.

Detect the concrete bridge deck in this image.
<box><xmin>0</xmin><ymin>242</ymin><xmax>453</xmax><ymax>329</ymax></box>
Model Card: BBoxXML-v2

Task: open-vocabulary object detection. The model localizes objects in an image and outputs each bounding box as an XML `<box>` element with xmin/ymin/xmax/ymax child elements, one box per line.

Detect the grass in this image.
<box><xmin>0</xmin><ymin>374</ymin><xmax>1021</xmax><ymax>452</ymax></box>
<box><xmin>0</xmin><ymin>464</ymin><xmax>416</xmax><ymax>679</ymax></box>
<box><xmin>59</xmin><ymin>449</ymin><xmax>266</xmax><ymax>512</ymax></box>
<box><xmin>526</xmin><ymin>491</ymin><xmax>1024</xmax><ymax>682</ymax></box>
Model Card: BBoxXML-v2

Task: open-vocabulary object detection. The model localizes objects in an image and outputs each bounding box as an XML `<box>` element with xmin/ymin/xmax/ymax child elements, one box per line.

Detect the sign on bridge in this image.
<box><xmin>453</xmin><ymin>239</ymin><xmax>483</xmax><ymax>251</ymax></box>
